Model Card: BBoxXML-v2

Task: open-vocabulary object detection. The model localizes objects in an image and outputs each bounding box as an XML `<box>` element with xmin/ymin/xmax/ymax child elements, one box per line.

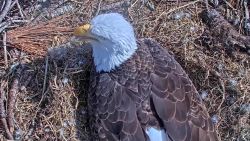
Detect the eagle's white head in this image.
<box><xmin>74</xmin><ymin>13</ymin><xmax>137</xmax><ymax>72</ymax></box>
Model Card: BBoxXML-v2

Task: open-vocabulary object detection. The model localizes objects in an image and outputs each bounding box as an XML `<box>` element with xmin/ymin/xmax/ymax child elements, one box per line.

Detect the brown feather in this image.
<box><xmin>87</xmin><ymin>38</ymin><xmax>220</xmax><ymax>141</ymax></box>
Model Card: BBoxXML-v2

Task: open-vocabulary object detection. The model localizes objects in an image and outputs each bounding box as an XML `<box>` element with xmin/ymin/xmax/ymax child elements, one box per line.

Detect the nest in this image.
<box><xmin>0</xmin><ymin>0</ymin><xmax>250</xmax><ymax>141</ymax></box>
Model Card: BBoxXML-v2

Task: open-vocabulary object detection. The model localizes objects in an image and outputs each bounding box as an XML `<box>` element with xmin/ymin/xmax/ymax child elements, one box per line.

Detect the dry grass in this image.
<box><xmin>6</xmin><ymin>15</ymin><xmax>74</xmax><ymax>56</ymax></box>
<box><xmin>0</xmin><ymin>0</ymin><xmax>249</xmax><ymax>141</ymax></box>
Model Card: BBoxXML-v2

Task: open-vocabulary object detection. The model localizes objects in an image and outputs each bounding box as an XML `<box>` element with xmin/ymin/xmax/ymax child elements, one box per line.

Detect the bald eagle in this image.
<box><xmin>73</xmin><ymin>13</ymin><xmax>220</xmax><ymax>141</ymax></box>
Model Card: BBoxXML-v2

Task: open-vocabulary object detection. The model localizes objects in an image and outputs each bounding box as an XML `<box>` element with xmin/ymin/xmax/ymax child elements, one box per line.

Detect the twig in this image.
<box><xmin>0</xmin><ymin>19</ymin><xmax>29</xmax><ymax>33</ymax></box>
<box><xmin>217</xmin><ymin>78</ymin><xmax>226</xmax><ymax>112</ymax></box>
<box><xmin>130</xmin><ymin>0</ymin><xmax>139</xmax><ymax>9</ymax></box>
<box><xmin>42</xmin><ymin>56</ymin><xmax>49</xmax><ymax>95</ymax></box>
<box><xmin>30</xmin><ymin>58</ymin><xmax>49</xmax><ymax>136</ymax></box>
<box><xmin>3</xmin><ymin>31</ymin><xmax>8</xmax><ymax>68</ymax></box>
<box><xmin>0</xmin><ymin>23</ymin><xmax>9</xmax><ymax>33</ymax></box>
<box><xmin>243</xmin><ymin>0</ymin><xmax>250</xmax><ymax>35</ymax></box>
<box><xmin>1</xmin><ymin>0</ymin><xmax>6</xmax><ymax>11</ymax></box>
<box><xmin>155</xmin><ymin>0</ymin><xmax>201</xmax><ymax>22</ymax></box>
<box><xmin>0</xmin><ymin>0</ymin><xmax>12</xmax><ymax>23</ymax></box>
<box><xmin>7</xmin><ymin>68</ymin><xmax>21</xmax><ymax>135</ymax></box>
<box><xmin>15</xmin><ymin>0</ymin><xmax>25</xmax><ymax>19</ymax></box>
<box><xmin>100</xmin><ymin>0</ymin><xmax>130</xmax><ymax>11</ymax></box>
<box><xmin>223</xmin><ymin>0</ymin><xmax>236</xmax><ymax>10</ymax></box>
<box><xmin>10</xmin><ymin>19</ymin><xmax>29</xmax><ymax>23</ymax></box>
<box><xmin>95</xmin><ymin>0</ymin><xmax>102</xmax><ymax>16</ymax></box>
<box><xmin>155</xmin><ymin>0</ymin><xmax>190</xmax><ymax>2</ymax></box>
<box><xmin>244</xmin><ymin>0</ymin><xmax>249</xmax><ymax>20</ymax></box>
<box><xmin>200</xmin><ymin>9</ymin><xmax>250</xmax><ymax>53</ymax></box>
<box><xmin>0</xmin><ymin>0</ymin><xmax>22</xmax><ymax>32</ymax></box>
<box><xmin>9</xmin><ymin>0</ymin><xmax>17</xmax><ymax>9</ymax></box>
<box><xmin>0</xmin><ymin>81</ymin><xmax>13</xmax><ymax>140</ymax></box>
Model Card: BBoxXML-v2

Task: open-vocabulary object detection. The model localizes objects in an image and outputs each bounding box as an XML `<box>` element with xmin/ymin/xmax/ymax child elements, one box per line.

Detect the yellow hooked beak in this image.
<box><xmin>73</xmin><ymin>23</ymin><xmax>99</xmax><ymax>42</ymax></box>
<box><xmin>74</xmin><ymin>24</ymin><xmax>91</xmax><ymax>36</ymax></box>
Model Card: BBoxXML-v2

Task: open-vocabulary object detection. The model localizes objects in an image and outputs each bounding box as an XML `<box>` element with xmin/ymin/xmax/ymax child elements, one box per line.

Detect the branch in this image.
<box><xmin>0</xmin><ymin>0</ymin><xmax>12</xmax><ymax>23</ymax></box>
<box><xmin>7</xmin><ymin>68</ymin><xmax>21</xmax><ymax>136</ymax></box>
<box><xmin>100</xmin><ymin>0</ymin><xmax>130</xmax><ymax>11</ymax></box>
<box><xmin>0</xmin><ymin>81</ymin><xmax>13</xmax><ymax>140</ymax></box>
<box><xmin>200</xmin><ymin>9</ymin><xmax>250</xmax><ymax>54</ymax></box>
<box><xmin>2</xmin><ymin>31</ymin><xmax>8</xmax><ymax>68</ymax></box>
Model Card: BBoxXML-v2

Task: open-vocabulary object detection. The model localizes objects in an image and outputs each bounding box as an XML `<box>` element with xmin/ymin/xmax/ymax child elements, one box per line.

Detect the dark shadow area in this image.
<box><xmin>0</xmin><ymin>43</ymin><xmax>92</xmax><ymax>140</ymax></box>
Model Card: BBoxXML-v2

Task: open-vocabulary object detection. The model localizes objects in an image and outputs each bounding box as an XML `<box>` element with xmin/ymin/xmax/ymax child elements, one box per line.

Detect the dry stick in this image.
<box><xmin>30</xmin><ymin>56</ymin><xmax>49</xmax><ymax>129</ymax></box>
<box><xmin>156</xmin><ymin>0</ymin><xmax>190</xmax><ymax>3</ymax></box>
<box><xmin>3</xmin><ymin>31</ymin><xmax>8</xmax><ymax>68</ymax></box>
<box><xmin>95</xmin><ymin>0</ymin><xmax>102</xmax><ymax>16</ymax></box>
<box><xmin>42</xmin><ymin>56</ymin><xmax>49</xmax><ymax>95</ymax></box>
<box><xmin>130</xmin><ymin>0</ymin><xmax>139</xmax><ymax>9</ymax></box>
<box><xmin>217</xmin><ymin>78</ymin><xmax>226</xmax><ymax>112</ymax></box>
<box><xmin>223</xmin><ymin>0</ymin><xmax>236</xmax><ymax>10</ymax></box>
<box><xmin>0</xmin><ymin>0</ymin><xmax>12</xmax><ymax>23</ymax></box>
<box><xmin>0</xmin><ymin>19</ymin><xmax>28</xmax><ymax>33</ymax></box>
<box><xmin>1</xmin><ymin>0</ymin><xmax>6</xmax><ymax>11</ymax></box>
<box><xmin>9</xmin><ymin>0</ymin><xmax>17</xmax><ymax>9</ymax></box>
<box><xmin>0</xmin><ymin>81</ymin><xmax>14</xmax><ymax>140</ymax></box>
<box><xmin>244</xmin><ymin>1</ymin><xmax>249</xmax><ymax>20</ymax></box>
<box><xmin>0</xmin><ymin>0</ymin><xmax>23</xmax><ymax>32</ymax></box>
<box><xmin>0</xmin><ymin>21</ymin><xmax>10</xmax><ymax>33</ymax></box>
<box><xmin>100</xmin><ymin>0</ymin><xmax>130</xmax><ymax>11</ymax></box>
<box><xmin>155</xmin><ymin>0</ymin><xmax>201</xmax><ymax>22</ymax></box>
<box><xmin>7</xmin><ymin>71</ymin><xmax>20</xmax><ymax>135</ymax></box>
<box><xmin>15</xmin><ymin>0</ymin><xmax>25</xmax><ymax>19</ymax></box>
<box><xmin>200</xmin><ymin>9</ymin><xmax>250</xmax><ymax>53</ymax></box>
<box><xmin>243</xmin><ymin>0</ymin><xmax>250</xmax><ymax>34</ymax></box>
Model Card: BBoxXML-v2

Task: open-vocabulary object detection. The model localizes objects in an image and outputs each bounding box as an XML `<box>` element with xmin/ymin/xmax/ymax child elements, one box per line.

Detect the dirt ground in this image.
<box><xmin>0</xmin><ymin>0</ymin><xmax>249</xmax><ymax>141</ymax></box>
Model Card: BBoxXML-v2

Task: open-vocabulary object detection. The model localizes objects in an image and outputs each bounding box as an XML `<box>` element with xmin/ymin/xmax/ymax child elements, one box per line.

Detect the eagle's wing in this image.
<box><xmin>144</xmin><ymin>38</ymin><xmax>219</xmax><ymax>141</ymax></box>
<box><xmin>88</xmin><ymin>52</ymin><xmax>150</xmax><ymax>141</ymax></box>
<box><xmin>88</xmin><ymin>38</ymin><xmax>219</xmax><ymax>141</ymax></box>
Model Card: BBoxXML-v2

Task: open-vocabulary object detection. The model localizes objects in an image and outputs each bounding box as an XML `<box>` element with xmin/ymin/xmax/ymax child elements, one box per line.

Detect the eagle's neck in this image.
<box><xmin>91</xmin><ymin>39</ymin><xmax>137</xmax><ymax>72</ymax></box>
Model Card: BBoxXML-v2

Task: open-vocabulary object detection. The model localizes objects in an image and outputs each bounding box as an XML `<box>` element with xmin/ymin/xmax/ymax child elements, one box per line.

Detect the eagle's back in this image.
<box><xmin>87</xmin><ymin>38</ymin><xmax>219</xmax><ymax>141</ymax></box>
